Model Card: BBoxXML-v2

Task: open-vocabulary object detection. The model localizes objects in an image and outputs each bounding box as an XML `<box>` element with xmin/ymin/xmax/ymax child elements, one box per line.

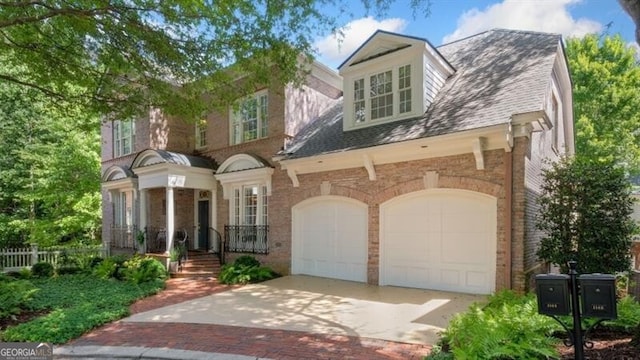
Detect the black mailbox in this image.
<box><xmin>579</xmin><ymin>274</ymin><xmax>617</xmax><ymax>319</ymax></box>
<box><xmin>535</xmin><ymin>274</ymin><xmax>571</xmax><ymax>316</ymax></box>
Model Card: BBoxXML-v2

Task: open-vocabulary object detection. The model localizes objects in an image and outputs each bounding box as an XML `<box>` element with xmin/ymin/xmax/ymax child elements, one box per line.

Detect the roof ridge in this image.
<box><xmin>438</xmin><ymin>28</ymin><xmax>561</xmax><ymax>48</ymax></box>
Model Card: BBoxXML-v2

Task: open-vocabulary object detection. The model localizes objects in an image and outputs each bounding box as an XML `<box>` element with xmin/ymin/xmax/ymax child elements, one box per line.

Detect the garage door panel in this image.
<box><xmin>442</xmin><ymin>235</ymin><xmax>487</xmax><ymax>265</ymax></box>
<box><xmin>292</xmin><ymin>197</ymin><xmax>367</xmax><ymax>283</ymax></box>
<box><xmin>381</xmin><ymin>190</ymin><xmax>497</xmax><ymax>294</ymax></box>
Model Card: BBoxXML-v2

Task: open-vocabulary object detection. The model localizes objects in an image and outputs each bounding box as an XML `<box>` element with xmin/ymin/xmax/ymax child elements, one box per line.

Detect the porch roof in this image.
<box><xmin>132</xmin><ymin>149</ymin><xmax>217</xmax><ymax>170</ymax></box>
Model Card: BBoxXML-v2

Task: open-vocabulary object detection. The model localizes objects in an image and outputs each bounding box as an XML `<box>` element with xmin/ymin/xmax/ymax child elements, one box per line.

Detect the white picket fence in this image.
<box><xmin>0</xmin><ymin>244</ymin><xmax>108</xmax><ymax>272</ymax></box>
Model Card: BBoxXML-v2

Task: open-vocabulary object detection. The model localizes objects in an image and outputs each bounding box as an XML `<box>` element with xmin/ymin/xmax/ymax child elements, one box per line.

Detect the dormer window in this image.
<box><xmin>339</xmin><ymin>30</ymin><xmax>455</xmax><ymax>132</ymax></box>
<box><xmin>351</xmin><ymin>65</ymin><xmax>412</xmax><ymax>125</ymax></box>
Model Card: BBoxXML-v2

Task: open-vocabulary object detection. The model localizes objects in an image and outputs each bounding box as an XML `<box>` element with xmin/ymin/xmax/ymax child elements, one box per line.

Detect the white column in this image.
<box><xmin>139</xmin><ymin>189</ymin><xmax>148</xmax><ymax>232</ymax></box>
<box><xmin>166</xmin><ymin>186</ymin><xmax>175</xmax><ymax>253</ymax></box>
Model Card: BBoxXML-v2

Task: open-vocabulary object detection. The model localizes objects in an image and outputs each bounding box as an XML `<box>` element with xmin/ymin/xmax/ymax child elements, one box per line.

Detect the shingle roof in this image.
<box><xmin>281</xmin><ymin>29</ymin><xmax>561</xmax><ymax>160</ymax></box>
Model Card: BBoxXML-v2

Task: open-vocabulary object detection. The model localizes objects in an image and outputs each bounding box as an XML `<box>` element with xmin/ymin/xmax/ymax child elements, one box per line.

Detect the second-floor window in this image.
<box><xmin>230</xmin><ymin>91</ymin><xmax>268</xmax><ymax>145</ymax></box>
<box><xmin>195</xmin><ymin>119</ymin><xmax>207</xmax><ymax>148</ymax></box>
<box><xmin>113</xmin><ymin>120</ymin><xmax>135</xmax><ymax>157</ymax></box>
<box><xmin>352</xmin><ymin>64</ymin><xmax>412</xmax><ymax>125</ymax></box>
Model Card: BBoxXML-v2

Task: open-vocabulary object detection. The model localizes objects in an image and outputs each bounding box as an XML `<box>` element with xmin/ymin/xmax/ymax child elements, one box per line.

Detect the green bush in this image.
<box><xmin>219</xmin><ymin>256</ymin><xmax>277</xmax><ymax>285</ymax></box>
<box><xmin>122</xmin><ymin>256</ymin><xmax>167</xmax><ymax>284</ymax></box>
<box><xmin>92</xmin><ymin>255</ymin><xmax>128</xmax><ymax>280</ymax></box>
<box><xmin>0</xmin><ymin>278</ymin><xmax>37</xmax><ymax>318</ymax></box>
<box><xmin>440</xmin><ymin>291</ymin><xmax>560</xmax><ymax>360</ymax></box>
<box><xmin>234</xmin><ymin>255</ymin><xmax>261</xmax><ymax>268</ymax></box>
<box><xmin>31</xmin><ymin>262</ymin><xmax>54</xmax><ymax>278</ymax></box>
<box><xmin>605</xmin><ymin>296</ymin><xmax>640</xmax><ymax>332</ymax></box>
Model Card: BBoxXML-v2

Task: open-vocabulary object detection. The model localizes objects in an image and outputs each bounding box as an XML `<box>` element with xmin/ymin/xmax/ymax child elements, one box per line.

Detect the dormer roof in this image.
<box><xmin>280</xmin><ymin>29</ymin><xmax>563</xmax><ymax>160</ymax></box>
<box><xmin>338</xmin><ymin>30</ymin><xmax>454</xmax><ymax>74</ymax></box>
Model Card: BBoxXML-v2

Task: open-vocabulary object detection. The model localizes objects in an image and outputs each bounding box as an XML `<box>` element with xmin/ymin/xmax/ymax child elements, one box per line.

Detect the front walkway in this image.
<box><xmin>62</xmin><ymin>276</ymin><xmax>480</xmax><ymax>359</ymax></box>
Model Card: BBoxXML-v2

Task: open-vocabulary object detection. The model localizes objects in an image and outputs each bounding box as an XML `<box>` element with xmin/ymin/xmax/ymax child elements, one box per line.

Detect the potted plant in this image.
<box><xmin>136</xmin><ymin>230</ymin><xmax>146</xmax><ymax>253</ymax></box>
<box><xmin>168</xmin><ymin>247</ymin><xmax>180</xmax><ymax>273</ymax></box>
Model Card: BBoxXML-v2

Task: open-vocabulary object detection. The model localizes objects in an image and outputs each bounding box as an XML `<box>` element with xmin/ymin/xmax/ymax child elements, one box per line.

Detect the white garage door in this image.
<box><xmin>292</xmin><ymin>196</ymin><xmax>368</xmax><ymax>282</ymax></box>
<box><xmin>380</xmin><ymin>190</ymin><xmax>496</xmax><ymax>294</ymax></box>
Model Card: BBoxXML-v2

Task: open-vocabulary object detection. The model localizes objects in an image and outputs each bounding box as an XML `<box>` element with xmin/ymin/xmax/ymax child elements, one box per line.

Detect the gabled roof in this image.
<box><xmin>281</xmin><ymin>29</ymin><xmax>562</xmax><ymax>160</ymax></box>
<box><xmin>338</xmin><ymin>29</ymin><xmax>453</xmax><ymax>73</ymax></box>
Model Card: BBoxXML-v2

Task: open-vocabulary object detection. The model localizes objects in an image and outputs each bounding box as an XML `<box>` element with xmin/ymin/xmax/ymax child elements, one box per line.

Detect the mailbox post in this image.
<box><xmin>535</xmin><ymin>261</ymin><xmax>618</xmax><ymax>360</ymax></box>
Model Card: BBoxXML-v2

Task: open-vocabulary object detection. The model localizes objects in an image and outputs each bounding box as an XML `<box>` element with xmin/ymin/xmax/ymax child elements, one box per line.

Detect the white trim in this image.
<box><xmin>229</xmin><ymin>89</ymin><xmax>269</xmax><ymax>145</ymax></box>
<box><xmin>472</xmin><ymin>137</ymin><xmax>486</xmax><ymax>170</ymax></box>
<box><xmin>277</xmin><ymin>123</ymin><xmax>516</xmax><ymax>186</ymax></box>
<box><xmin>217</xmin><ymin>154</ymin><xmax>267</xmax><ymax>174</ymax></box>
<box><xmin>215</xmin><ymin>167</ymin><xmax>274</xmax><ymax>200</ymax></box>
<box><xmin>133</xmin><ymin>163</ymin><xmax>216</xmax><ymax>190</ymax></box>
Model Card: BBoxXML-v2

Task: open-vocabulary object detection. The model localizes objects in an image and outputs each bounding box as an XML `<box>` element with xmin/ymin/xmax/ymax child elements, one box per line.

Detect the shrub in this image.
<box><xmin>92</xmin><ymin>255</ymin><xmax>128</xmax><ymax>280</ymax></box>
<box><xmin>234</xmin><ymin>255</ymin><xmax>261</xmax><ymax>268</ymax></box>
<box><xmin>219</xmin><ymin>256</ymin><xmax>277</xmax><ymax>285</ymax></box>
<box><xmin>31</xmin><ymin>262</ymin><xmax>54</xmax><ymax>278</ymax></box>
<box><xmin>605</xmin><ymin>296</ymin><xmax>640</xmax><ymax>332</ymax></box>
<box><xmin>122</xmin><ymin>256</ymin><xmax>167</xmax><ymax>284</ymax></box>
<box><xmin>0</xmin><ymin>278</ymin><xmax>37</xmax><ymax>318</ymax></box>
<box><xmin>441</xmin><ymin>291</ymin><xmax>560</xmax><ymax>360</ymax></box>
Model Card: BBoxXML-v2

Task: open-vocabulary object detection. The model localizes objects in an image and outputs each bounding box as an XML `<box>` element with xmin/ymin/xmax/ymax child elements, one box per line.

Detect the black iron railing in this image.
<box><xmin>224</xmin><ymin>225</ymin><xmax>268</xmax><ymax>254</ymax></box>
<box><xmin>110</xmin><ymin>225</ymin><xmax>136</xmax><ymax>249</ymax></box>
<box><xmin>210</xmin><ymin>227</ymin><xmax>225</xmax><ymax>264</ymax></box>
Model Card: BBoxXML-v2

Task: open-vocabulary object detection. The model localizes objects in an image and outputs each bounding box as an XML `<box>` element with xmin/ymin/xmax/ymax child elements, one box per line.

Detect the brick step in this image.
<box><xmin>170</xmin><ymin>252</ymin><xmax>221</xmax><ymax>279</ymax></box>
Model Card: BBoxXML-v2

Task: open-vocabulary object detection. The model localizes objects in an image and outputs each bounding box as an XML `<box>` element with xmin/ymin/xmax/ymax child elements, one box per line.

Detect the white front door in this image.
<box><xmin>380</xmin><ymin>189</ymin><xmax>497</xmax><ymax>294</ymax></box>
<box><xmin>292</xmin><ymin>196</ymin><xmax>368</xmax><ymax>282</ymax></box>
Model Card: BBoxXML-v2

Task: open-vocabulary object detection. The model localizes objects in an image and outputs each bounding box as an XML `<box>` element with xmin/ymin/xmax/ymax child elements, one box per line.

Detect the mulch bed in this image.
<box><xmin>0</xmin><ymin>309</ymin><xmax>50</xmax><ymax>332</ymax></box>
<box><xmin>557</xmin><ymin>329</ymin><xmax>639</xmax><ymax>359</ymax></box>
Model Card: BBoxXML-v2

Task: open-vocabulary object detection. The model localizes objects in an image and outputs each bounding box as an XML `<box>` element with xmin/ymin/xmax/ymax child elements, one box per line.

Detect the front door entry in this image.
<box><xmin>198</xmin><ymin>200</ymin><xmax>209</xmax><ymax>250</ymax></box>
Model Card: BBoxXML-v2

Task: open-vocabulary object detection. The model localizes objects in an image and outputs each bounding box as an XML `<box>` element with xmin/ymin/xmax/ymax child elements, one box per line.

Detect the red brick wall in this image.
<box><xmin>270</xmin><ymin>150</ymin><xmax>514</xmax><ymax>291</ymax></box>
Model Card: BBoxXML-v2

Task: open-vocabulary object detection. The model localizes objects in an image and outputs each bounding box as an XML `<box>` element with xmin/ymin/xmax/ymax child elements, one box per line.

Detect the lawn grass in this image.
<box><xmin>1</xmin><ymin>274</ymin><xmax>165</xmax><ymax>344</ymax></box>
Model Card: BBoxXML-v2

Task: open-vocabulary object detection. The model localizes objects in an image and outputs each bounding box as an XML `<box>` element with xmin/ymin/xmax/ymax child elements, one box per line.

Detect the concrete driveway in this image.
<box><xmin>123</xmin><ymin>275</ymin><xmax>485</xmax><ymax>345</ymax></box>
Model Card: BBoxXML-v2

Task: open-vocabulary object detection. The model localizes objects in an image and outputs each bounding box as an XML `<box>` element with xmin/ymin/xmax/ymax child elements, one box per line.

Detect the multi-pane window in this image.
<box><xmin>195</xmin><ymin>119</ymin><xmax>207</xmax><ymax>148</ymax></box>
<box><xmin>113</xmin><ymin>120</ymin><xmax>135</xmax><ymax>157</ymax></box>
<box><xmin>352</xmin><ymin>64</ymin><xmax>412</xmax><ymax>125</ymax></box>
<box><xmin>354</xmin><ymin>78</ymin><xmax>365</xmax><ymax>123</ymax></box>
<box><xmin>399</xmin><ymin>65</ymin><xmax>412</xmax><ymax>114</ymax></box>
<box><xmin>231</xmin><ymin>185</ymin><xmax>268</xmax><ymax>226</ymax></box>
<box><xmin>370</xmin><ymin>70</ymin><xmax>393</xmax><ymax>120</ymax></box>
<box><xmin>231</xmin><ymin>92</ymin><xmax>268</xmax><ymax>145</ymax></box>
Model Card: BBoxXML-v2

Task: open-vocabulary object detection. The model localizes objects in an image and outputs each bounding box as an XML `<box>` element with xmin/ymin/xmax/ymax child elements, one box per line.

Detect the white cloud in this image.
<box><xmin>314</xmin><ymin>16</ymin><xmax>407</xmax><ymax>67</ymax></box>
<box><xmin>442</xmin><ymin>0</ymin><xmax>603</xmax><ymax>44</ymax></box>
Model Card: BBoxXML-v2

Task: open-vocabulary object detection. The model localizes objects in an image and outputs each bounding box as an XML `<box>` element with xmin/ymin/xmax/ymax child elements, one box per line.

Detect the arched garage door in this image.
<box><xmin>380</xmin><ymin>189</ymin><xmax>497</xmax><ymax>294</ymax></box>
<box><xmin>292</xmin><ymin>196</ymin><xmax>368</xmax><ymax>282</ymax></box>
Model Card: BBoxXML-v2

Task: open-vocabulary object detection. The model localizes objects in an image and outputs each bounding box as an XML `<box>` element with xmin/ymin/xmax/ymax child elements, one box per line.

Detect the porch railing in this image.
<box><xmin>110</xmin><ymin>225</ymin><xmax>136</xmax><ymax>250</ymax></box>
<box><xmin>224</xmin><ymin>225</ymin><xmax>268</xmax><ymax>255</ymax></box>
<box><xmin>210</xmin><ymin>227</ymin><xmax>225</xmax><ymax>264</ymax></box>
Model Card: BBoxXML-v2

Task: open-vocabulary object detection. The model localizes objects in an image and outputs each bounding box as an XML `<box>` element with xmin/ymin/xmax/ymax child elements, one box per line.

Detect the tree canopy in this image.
<box><xmin>566</xmin><ymin>34</ymin><xmax>640</xmax><ymax>175</ymax></box>
<box><xmin>0</xmin><ymin>0</ymin><xmax>430</xmax><ymax>121</ymax></box>
<box><xmin>0</xmin><ymin>64</ymin><xmax>101</xmax><ymax>247</ymax></box>
<box><xmin>536</xmin><ymin>157</ymin><xmax>635</xmax><ymax>274</ymax></box>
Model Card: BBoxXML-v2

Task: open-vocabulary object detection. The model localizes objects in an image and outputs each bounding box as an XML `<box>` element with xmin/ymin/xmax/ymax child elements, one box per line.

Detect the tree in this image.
<box><xmin>566</xmin><ymin>34</ymin><xmax>640</xmax><ymax>175</ymax></box>
<box><xmin>536</xmin><ymin>156</ymin><xmax>636</xmax><ymax>274</ymax></box>
<box><xmin>0</xmin><ymin>64</ymin><xmax>101</xmax><ymax>247</ymax></box>
<box><xmin>0</xmin><ymin>1</ymin><xmax>430</xmax><ymax>121</ymax></box>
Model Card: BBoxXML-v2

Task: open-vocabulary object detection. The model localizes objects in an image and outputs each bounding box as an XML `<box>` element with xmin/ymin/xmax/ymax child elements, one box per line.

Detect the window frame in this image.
<box><xmin>350</xmin><ymin>63</ymin><xmax>413</xmax><ymax>126</ymax></box>
<box><xmin>230</xmin><ymin>184</ymin><xmax>268</xmax><ymax>226</ymax></box>
<box><xmin>195</xmin><ymin>119</ymin><xmax>207</xmax><ymax>149</ymax></box>
<box><xmin>113</xmin><ymin>120</ymin><xmax>136</xmax><ymax>158</ymax></box>
<box><xmin>230</xmin><ymin>90</ymin><xmax>269</xmax><ymax>145</ymax></box>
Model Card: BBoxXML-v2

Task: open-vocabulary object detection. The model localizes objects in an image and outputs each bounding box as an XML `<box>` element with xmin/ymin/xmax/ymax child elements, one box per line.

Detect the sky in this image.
<box><xmin>313</xmin><ymin>0</ymin><xmax>638</xmax><ymax>69</ymax></box>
